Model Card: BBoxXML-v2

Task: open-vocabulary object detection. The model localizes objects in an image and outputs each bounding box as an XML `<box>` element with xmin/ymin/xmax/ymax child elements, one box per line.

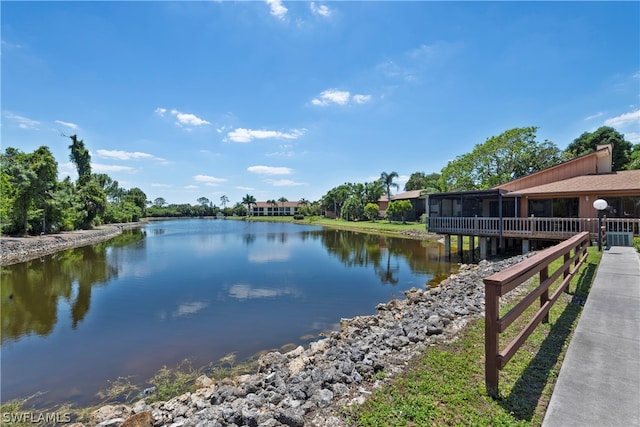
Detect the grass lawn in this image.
<box><xmin>229</xmin><ymin>215</ymin><xmax>431</xmax><ymax>237</ymax></box>
<box><xmin>349</xmin><ymin>247</ymin><xmax>602</xmax><ymax>427</ymax></box>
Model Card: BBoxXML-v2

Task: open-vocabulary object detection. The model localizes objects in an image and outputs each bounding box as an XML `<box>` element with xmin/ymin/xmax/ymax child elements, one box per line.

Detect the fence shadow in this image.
<box><xmin>498</xmin><ymin>261</ymin><xmax>597</xmax><ymax>421</ymax></box>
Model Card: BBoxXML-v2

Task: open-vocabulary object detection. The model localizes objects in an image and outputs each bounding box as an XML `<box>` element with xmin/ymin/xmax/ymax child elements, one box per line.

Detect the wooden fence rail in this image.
<box><xmin>483</xmin><ymin>231</ymin><xmax>591</xmax><ymax>397</ymax></box>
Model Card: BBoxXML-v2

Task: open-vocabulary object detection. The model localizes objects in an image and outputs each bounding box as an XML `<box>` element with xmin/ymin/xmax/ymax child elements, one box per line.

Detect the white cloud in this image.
<box><xmin>353</xmin><ymin>94</ymin><xmax>372</xmax><ymax>104</ymax></box>
<box><xmin>312</xmin><ymin>89</ymin><xmax>350</xmax><ymax>106</ymax></box>
<box><xmin>266</xmin><ymin>150</ymin><xmax>295</xmax><ymax>157</ymax></box>
<box><xmin>266</xmin><ymin>0</ymin><xmax>288</xmax><ymax>20</ymax></box>
<box><xmin>604</xmin><ymin>109</ymin><xmax>640</xmax><ymax>128</ymax></box>
<box><xmin>155</xmin><ymin>107</ymin><xmax>167</xmax><ymax>117</ymax></box>
<box><xmin>96</xmin><ymin>149</ymin><xmax>166</xmax><ymax>162</ymax></box>
<box><xmin>171</xmin><ymin>109</ymin><xmax>210</xmax><ymax>127</ymax></box>
<box><xmin>193</xmin><ymin>174</ymin><xmax>227</xmax><ymax>185</ymax></box>
<box><xmin>55</xmin><ymin>120</ymin><xmax>79</xmax><ymax>130</ymax></box>
<box><xmin>248</xmin><ymin>165</ymin><xmax>293</xmax><ymax>175</ymax></box>
<box><xmin>584</xmin><ymin>112</ymin><xmax>604</xmax><ymax>121</ymax></box>
<box><xmin>311</xmin><ymin>89</ymin><xmax>372</xmax><ymax>106</ymax></box>
<box><xmin>310</xmin><ymin>2</ymin><xmax>331</xmax><ymax>17</ymax></box>
<box><xmin>151</xmin><ymin>183</ymin><xmax>173</xmax><ymax>188</ymax></box>
<box><xmin>184</xmin><ymin>185</ymin><xmax>199</xmax><ymax>190</ymax></box>
<box><xmin>236</xmin><ymin>186</ymin><xmax>255</xmax><ymax>191</ymax></box>
<box><xmin>264</xmin><ymin>179</ymin><xmax>305</xmax><ymax>187</ymax></box>
<box><xmin>227</xmin><ymin>128</ymin><xmax>304</xmax><ymax>143</ymax></box>
<box><xmin>4</xmin><ymin>112</ymin><xmax>40</xmax><ymax>129</ymax></box>
<box><xmin>93</xmin><ymin>163</ymin><xmax>136</xmax><ymax>173</ymax></box>
<box><xmin>625</xmin><ymin>132</ymin><xmax>640</xmax><ymax>144</ymax></box>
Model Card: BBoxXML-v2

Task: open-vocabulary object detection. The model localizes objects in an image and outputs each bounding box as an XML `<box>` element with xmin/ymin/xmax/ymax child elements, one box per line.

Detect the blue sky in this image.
<box><xmin>2</xmin><ymin>1</ymin><xmax>639</xmax><ymax>206</ymax></box>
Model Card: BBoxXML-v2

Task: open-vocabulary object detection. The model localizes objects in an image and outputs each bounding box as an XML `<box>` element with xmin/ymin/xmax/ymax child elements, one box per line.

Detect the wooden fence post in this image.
<box><xmin>540</xmin><ymin>266</ymin><xmax>549</xmax><ymax>323</ymax></box>
<box><xmin>485</xmin><ymin>283</ymin><xmax>500</xmax><ymax>397</ymax></box>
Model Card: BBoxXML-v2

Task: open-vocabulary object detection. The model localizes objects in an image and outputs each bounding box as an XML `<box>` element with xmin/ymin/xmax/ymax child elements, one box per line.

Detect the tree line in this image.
<box><xmin>1</xmin><ymin>135</ymin><xmax>147</xmax><ymax>235</ymax></box>
<box><xmin>319</xmin><ymin>126</ymin><xmax>638</xmax><ymax>221</ymax></box>
<box><xmin>2</xmin><ymin>126</ymin><xmax>637</xmax><ymax>234</ymax></box>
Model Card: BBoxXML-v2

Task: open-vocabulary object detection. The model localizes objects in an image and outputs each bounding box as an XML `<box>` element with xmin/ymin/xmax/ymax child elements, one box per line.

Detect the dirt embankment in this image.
<box><xmin>0</xmin><ymin>222</ymin><xmax>146</xmax><ymax>267</ymax></box>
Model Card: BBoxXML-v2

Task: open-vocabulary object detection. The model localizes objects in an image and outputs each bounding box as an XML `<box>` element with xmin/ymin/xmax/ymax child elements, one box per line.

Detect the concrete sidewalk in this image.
<box><xmin>542</xmin><ymin>246</ymin><xmax>640</xmax><ymax>427</ymax></box>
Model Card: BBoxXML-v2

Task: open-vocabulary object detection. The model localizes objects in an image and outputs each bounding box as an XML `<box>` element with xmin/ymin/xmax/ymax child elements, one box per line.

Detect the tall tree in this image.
<box><xmin>440</xmin><ymin>126</ymin><xmax>563</xmax><ymax>191</ymax></box>
<box><xmin>2</xmin><ymin>146</ymin><xmax>58</xmax><ymax>235</ymax></box>
<box><xmin>364</xmin><ymin>181</ymin><xmax>385</xmax><ymax>205</ymax></box>
<box><xmin>266</xmin><ymin>199</ymin><xmax>278</xmax><ymax>215</ymax></box>
<box><xmin>68</xmin><ymin>135</ymin><xmax>92</xmax><ymax>185</ymax></box>
<box><xmin>125</xmin><ymin>188</ymin><xmax>148</xmax><ymax>216</ymax></box>
<box><xmin>565</xmin><ymin>126</ymin><xmax>634</xmax><ymax>171</ymax></box>
<box><xmin>219</xmin><ymin>195</ymin><xmax>229</xmax><ymax>209</ymax></box>
<box><xmin>153</xmin><ymin>197</ymin><xmax>167</xmax><ymax>208</ymax></box>
<box><xmin>379</xmin><ymin>171</ymin><xmax>399</xmax><ymax>222</ymax></box>
<box><xmin>627</xmin><ymin>144</ymin><xmax>640</xmax><ymax>170</ymax></box>
<box><xmin>379</xmin><ymin>171</ymin><xmax>399</xmax><ymax>204</ymax></box>
<box><xmin>278</xmin><ymin>197</ymin><xmax>289</xmax><ymax>215</ymax></box>
<box><xmin>404</xmin><ymin>172</ymin><xmax>443</xmax><ymax>192</ymax></box>
<box><xmin>242</xmin><ymin>194</ymin><xmax>256</xmax><ymax>216</ymax></box>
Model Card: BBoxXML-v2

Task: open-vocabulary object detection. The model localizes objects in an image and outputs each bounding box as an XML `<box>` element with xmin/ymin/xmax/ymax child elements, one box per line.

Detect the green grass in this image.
<box><xmin>230</xmin><ymin>215</ymin><xmax>430</xmax><ymax>238</ymax></box>
<box><xmin>351</xmin><ymin>247</ymin><xmax>601</xmax><ymax>427</ymax></box>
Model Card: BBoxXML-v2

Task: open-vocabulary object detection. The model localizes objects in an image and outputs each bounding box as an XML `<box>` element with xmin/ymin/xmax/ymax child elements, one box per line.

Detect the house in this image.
<box><xmin>251</xmin><ymin>201</ymin><xmax>303</xmax><ymax>216</ymax></box>
<box><xmin>378</xmin><ymin>190</ymin><xmax>427</xmax><ymax>222</ymax></box>
<box><xmin>428</xmin><ymin>144</ymin><xmax>640</xmax><ymax>257</ymax></box>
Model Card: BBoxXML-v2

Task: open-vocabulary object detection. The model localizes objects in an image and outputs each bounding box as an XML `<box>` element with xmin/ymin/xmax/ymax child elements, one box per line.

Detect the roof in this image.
<box><xmin>254</xmin><ymin>201</ymin><xmax>303</xmax><ymax>208</ymax></box>
<box><xmin>378</xmin><ymin>190</ymin><xmax>425</xmax><ymax>202</ymax></box>
<box><xmin>509</xmin><ymin>170</ymin><xmax>640</xmax><ymax>196</ymax></box>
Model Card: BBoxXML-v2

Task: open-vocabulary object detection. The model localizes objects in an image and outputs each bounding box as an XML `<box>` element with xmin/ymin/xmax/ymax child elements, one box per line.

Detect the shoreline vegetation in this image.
<box><xmin>0</xmin><ymin>216</ymin><xmax>436</xmax><ymax>267</ymax></box>
<box><xmin>0</xmin><ymin>217</ymin><xmax>601</xmax><ymax>426</ymax></box>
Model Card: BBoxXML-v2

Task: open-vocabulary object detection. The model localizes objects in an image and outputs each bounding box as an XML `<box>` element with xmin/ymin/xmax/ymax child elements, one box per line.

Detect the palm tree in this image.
<box><xmin>242</xmin><ymin>194</ymin><xmax>257</xmax><ymax>216</ymax></box>
<box><xmin>298</xmin><ymin>198</ymin><xmax>309</xmax><ymax>216</ymax></box>
<box><xmin>379</xmin><ymin>171</ymin><xmax>399</xmax><ymax>222</ymax></box>
<box><xmin>278</xmin><ymin>196</ymin><xmax>288</xmax><ymax>216</ymax></box>
<box><xmin>267</xmin><ymin>199</ymin><xmax>278</xmax><ymax>216</ymax></box>
<box><xmin>220</xmin><ymin>195</ymin><xmax>229</xmax><ymax>209</ymax></box>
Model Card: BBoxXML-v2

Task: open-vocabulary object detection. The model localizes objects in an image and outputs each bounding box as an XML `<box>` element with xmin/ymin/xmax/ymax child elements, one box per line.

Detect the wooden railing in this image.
<box><xmin>483</xmin><ymin>231</ymin><xmax>590</xmax><ymax>397</ymax></box>
<box><xmin>428</xmin><ymin>216</ymin><xmax>639</xmax><ymax>239</ymax></box>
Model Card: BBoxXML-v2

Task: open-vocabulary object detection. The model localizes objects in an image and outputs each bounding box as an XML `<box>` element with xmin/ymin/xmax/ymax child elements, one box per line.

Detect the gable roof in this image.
<box><xmin>378</xmin><ymin>190</ymin><xmax>425</xmax><ymax>202</ymax></box>
<box><xmin>508</xmin><ymin>170</ymin><xmax>640</xmax><ymax>196</ymax></box>
<box><xmin>496</xmin><ymin>144</ymin><xmax>612</xmax><ymax>193</ymax></box>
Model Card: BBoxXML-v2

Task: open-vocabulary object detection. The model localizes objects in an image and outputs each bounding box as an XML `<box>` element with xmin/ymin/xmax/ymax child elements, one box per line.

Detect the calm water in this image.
<box><xmin>1</xmin><ymin>219</ymin><xmax>456</xmax><ymax>408</ymax></box>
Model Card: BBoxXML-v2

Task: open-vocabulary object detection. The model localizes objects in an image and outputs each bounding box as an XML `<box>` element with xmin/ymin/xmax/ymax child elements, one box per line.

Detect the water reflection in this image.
<box><xmin>226</xmin><ymin>283</ymin><xmax>301</xmax><ymax>300</ymax></box>
<box><xmin>1</xmin><ymin>221</ymin><xmax>456</xmax><ymax>408</ymax></box>
<box><xmin>1</xmin><ymin>230</ymin><xmax>145</xmax><ymax>343</ymax></box>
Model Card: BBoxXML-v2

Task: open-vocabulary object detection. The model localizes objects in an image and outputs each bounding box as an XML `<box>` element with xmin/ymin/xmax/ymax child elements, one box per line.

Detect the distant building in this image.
<box><xmin>251</xmin><ymin>201</ymin><xmax>302</xmax><ymax>216</ymax></box>
<box><xmin>378</xmin><ymin>190</ymin><xmax>427</xmax><ymax>222</ymax></box>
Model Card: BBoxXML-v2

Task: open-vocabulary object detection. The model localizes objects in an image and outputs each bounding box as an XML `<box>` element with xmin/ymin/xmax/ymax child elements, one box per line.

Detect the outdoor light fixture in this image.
<box><xmin>593</xmin><ymin>199</ymin><xmax>608</xmax><ymax>251</ymax></box>
<box><xmin>592</xmin><ymin>199</ymin><xmax>608</xmax><ymax>211</ymax></box>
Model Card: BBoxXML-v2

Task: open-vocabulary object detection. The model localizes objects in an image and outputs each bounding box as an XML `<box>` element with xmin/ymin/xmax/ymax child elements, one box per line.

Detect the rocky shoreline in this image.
<box><xmin>75</xmin><ymin>254</ymin><xmax>530</xmax><ymax>427</ymax></box>
<box><xmin>0</xmin><ymin>222</ymin><xmax>146</xmax><ymax>266</ymax></box>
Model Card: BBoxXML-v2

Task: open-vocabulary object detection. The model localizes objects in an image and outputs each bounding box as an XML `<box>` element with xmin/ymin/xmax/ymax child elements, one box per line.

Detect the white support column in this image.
<box><xmin>491</xmin><ymin>238</ymin><xmax>498</xmax><ymax>256</ymax></box>
<box><xmin>444</xmin><ymin>235</ymin><xmax>451</xmax><ymax>258</ymax></box>
<box><xmin>480</xmin><ymin>238</ymin><xmax>487</xmax><ymax>260</ymax></box>
<box><xmin>470</xmin><ymin>235</ymin><xmax>475</xmax><ymax>260</ymax></box>
<box><xmin>522</xmin><ymin>239</ymin><xmax>530</xmax><ymax>254</ymax></box>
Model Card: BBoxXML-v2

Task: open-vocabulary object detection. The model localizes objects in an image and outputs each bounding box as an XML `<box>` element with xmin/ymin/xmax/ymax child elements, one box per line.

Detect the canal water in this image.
<box><xmin>1</xmin><ymin>219</ymin><xmax>457</xmax><ymax>408</ymax></box>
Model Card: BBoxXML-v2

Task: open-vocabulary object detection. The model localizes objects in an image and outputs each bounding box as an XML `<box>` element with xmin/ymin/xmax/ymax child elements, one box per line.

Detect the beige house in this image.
<box><xmin>251</xmin><ymin>201</ymin><xmax>302</xmax><ymax>216</ymax></box>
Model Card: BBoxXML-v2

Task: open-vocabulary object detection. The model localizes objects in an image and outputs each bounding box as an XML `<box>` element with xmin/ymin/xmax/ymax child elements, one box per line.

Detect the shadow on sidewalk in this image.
<box><xmin>498</xmin><ymin>261</ymin><xmax>597</xmax><ymax>421</ymax></box>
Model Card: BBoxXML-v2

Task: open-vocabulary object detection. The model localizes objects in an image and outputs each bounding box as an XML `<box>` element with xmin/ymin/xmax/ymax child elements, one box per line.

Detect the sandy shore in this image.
<box><xmin>0</xmin><ymin>222</ymin><xmax>146</xmax><ymax>266</ymax></box>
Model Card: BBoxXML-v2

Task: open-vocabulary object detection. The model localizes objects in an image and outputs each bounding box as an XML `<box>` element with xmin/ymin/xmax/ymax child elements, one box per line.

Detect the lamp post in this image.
<box><xmin>593</xmin><ymin>199</ymin><xmax>608</xmax><ymax>251</ymax></box>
